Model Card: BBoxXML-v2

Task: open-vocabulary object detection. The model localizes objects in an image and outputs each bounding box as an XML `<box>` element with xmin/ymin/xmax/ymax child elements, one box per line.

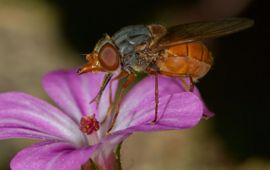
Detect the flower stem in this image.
<box><xmin>115</xmin><ymin>142</ymin><xmax>123</xmax><ymax>170</ymax></box>
<box><xmin>81</xmin><ymin>159</ymin><xmax>100</xmax><ymax>170</ymax></box>
<box><xmin>89</xmin><ymin>159</ymin><xmax>100</xmax><ymax>170</ymax></box>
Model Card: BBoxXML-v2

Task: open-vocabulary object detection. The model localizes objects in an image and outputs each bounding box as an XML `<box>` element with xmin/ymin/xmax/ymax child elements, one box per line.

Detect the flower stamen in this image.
<box><xmin>80</xmin><ymin>114</ymin><xmax>100</xmax><ymax>135</ymax></box>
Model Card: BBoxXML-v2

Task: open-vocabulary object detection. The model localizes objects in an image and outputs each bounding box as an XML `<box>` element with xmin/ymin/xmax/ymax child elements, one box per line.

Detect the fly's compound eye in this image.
<box><xmin>98</xmin><ymin>43</ymin><xmax>120</xmax><ymax>71</ymax></box>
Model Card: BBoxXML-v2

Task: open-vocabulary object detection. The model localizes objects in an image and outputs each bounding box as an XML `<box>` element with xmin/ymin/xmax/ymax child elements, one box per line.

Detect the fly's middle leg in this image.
<box><xmin>107</xmin><ymin>73</ymin><xmax>136</xmax><ymax>133</ymax></box>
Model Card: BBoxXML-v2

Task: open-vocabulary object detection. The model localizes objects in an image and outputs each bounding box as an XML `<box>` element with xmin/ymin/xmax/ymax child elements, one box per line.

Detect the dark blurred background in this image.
<box><xmin>0</xmin><ymin>0</ymin><xmax>269</xmax><ymax>169</ymax></box>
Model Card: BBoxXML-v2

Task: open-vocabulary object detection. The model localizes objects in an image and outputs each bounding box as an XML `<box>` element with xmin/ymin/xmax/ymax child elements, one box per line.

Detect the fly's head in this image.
<box><xmin>78</xmin><ymin>34</ymin><xmax>120</xmax><ymax>74</ymax></box>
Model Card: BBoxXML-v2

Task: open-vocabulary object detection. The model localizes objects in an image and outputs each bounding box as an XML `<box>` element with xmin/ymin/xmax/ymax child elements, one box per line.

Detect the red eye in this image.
<box><xmin>98</xmin><ymin>43</ymin><xmax>120</xmax><ymax>71</ymax></box>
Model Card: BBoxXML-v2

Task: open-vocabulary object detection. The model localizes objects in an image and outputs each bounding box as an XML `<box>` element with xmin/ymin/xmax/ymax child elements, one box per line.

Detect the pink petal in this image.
<box><xmin>119</xmin><ymin>75</ymin><xmax>213</xmax><ymax>120</ymax></box>
<box><xmin>111</xmin><ymin>76</ymin><xmax>204</xmax><ymax>132</ymax></box>
<box><xmin>192</xmin><ymin>87</ymin><xmax>215</xmax><ymax>118</ymax></box>
<box><xmin>113</xmin><ymin>93</ymin><xmax>203</xmax><ymax>132</ymax></box>
<box><xmin>11</xmin><ymin>141</ymin><xmax>97</xmax><ymax>170</ymax></box>
<box><xmin>0</xmin><ymin>92</ymin><xmax>85</xmax><ymax>146</ymax></box>
<box><xmin>42</xmin><ymin>70</ymin><xmax>117</xmax><ymax>123</ymax></box>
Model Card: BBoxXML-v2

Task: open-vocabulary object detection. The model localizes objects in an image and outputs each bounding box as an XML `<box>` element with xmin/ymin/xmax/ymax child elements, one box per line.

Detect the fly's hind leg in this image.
<box><xmin>180</xmin><ymin>76</ymin><xmax>194</xmax><ymax>92</ymax></box>
<box><xmin>107</xmin><ymin>73</ymin><xmax>136</xmax><ymax>133</ymax></box>
<box><xmin>158</xmin><ymin>71</ymin><xmax>194</xmax><ymax>91</ymax></box>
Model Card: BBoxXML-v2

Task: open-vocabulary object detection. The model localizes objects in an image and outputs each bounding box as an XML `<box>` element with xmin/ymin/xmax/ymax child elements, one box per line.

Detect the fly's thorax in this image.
<box><xmin>119</xmin><ymin>45</ymin><xmax>161</xmax><ymax>73</ymax></box>
<box><xmin>111</xmin><ymin>25</ymin><xmax>154</xmax><ymax>73</ymax></box>
<box><xmin>112</xmin><ymin>25</ymin><xmax>151</xmax><ymax>55</ymax></box>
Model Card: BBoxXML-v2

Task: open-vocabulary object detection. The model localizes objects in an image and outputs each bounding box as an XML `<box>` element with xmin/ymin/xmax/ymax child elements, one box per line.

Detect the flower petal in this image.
<box><xmin>192</xmin><ymin>87</ymin><xmax>215</xmax><ymax>118</ymax></box>
<box><xmin>112</xmin><ymin>76</ymin><xmax>204</xmax><ymax>132</ymax></box>
<box><xmin>11</xmin><ymin>141</ymin><xmax>97</xmax><ymax>170</ymax></box>
<box><xmin>113</xmin><ymin>93</ymin><xmax>203</xmax><ymax>132</ymax></box>
<box><xmin>0</xmin><ymin>92</ymin><xmax>85</xmax><ymax>146</ymax></box>
<box><xmin>120</xmin><ymin>75</ymin><xmax>213</xmax><ymax>120</ymax></box>
<box><xmin>116</xmin><ymin>75</ymin><xmax>186</xmax><ymax>119</ymax></box>
<box><xmin>42</xmin><ymin>70</ymin><xmax>117</xmax><ymax>123</ymax></box>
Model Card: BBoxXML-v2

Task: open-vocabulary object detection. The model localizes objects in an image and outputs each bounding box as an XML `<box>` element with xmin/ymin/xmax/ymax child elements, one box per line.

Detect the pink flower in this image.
<box><xmin>0</xmin><ymin>69</ymin><xmax>211</xmax><ymax>170</ymax></box>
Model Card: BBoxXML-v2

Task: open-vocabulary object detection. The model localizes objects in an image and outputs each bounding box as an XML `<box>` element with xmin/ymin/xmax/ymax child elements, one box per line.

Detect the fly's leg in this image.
<box><xmin>152</xmin><ymin>73</ymin><xmax>159</xmax><ymax>123</ymax></box>
<box><xmin>159</xmin><ymin>71</ymin><xmax>194</xmax><ymax>91</ymax></box>
<box><xmin>107</xmin><ymin>73</ymin><xmax>136</xmax><ymax>133</ymax></box>
<box><xmin>180</xmin><ymin>76</ymin><xmax>194</xmax><ymax>92</ymax></box>
<box><xmin>102</xmin><ymin>71</ymin><xmax>129</xmax><ymax>124</ymax></box>
<box><xmin>189</xmin><ymin>76</ymin><xmax>195</xmax><ymax>91</ymax></box>
<box><xmin>90</xmin><ymin>73</ymin><xmax>113</xmax><ymax>107</ymax></box>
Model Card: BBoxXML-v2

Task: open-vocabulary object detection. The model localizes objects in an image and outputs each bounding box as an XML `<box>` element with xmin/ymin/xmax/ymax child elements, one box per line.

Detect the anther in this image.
<box><xmin>80</xmin><ymin>115</ymin><xmax>100</xmax><ymax>135</ymax></box>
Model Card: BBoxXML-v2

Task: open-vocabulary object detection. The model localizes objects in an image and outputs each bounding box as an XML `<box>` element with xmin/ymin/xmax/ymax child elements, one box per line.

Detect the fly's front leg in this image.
<box><xmin>107</xmin><ymin>73</ymin><xmax>136</xmax><ymax>133</ymax></box>
<box><xmin>90</xmin><ymin>73</ymin><xmax>113</xmax><ymax>107</ymax></box>
<box><xmin>102</xmin><ymin>71</ymin><xmax>129</xmax><ymax>123</ymax></box>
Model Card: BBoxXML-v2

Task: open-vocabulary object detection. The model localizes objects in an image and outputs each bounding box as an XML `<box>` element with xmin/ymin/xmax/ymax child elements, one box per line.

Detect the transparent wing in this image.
<box><xmin>155</xmin><ymin>18</ymin><xmax>254</xmax><ymax>49</ymax></box>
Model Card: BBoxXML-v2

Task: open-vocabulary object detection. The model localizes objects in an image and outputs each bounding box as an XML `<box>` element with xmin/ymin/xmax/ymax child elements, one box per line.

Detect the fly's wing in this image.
<box><xmin>154</xmin><ymin>18</ymin><xmax>254</xmax><ymax>49</ymax></box>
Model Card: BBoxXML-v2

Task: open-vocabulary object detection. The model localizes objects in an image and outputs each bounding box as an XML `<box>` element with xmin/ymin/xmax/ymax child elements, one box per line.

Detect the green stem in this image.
<box><xmin>81</xmin><ymin>159</ymin><xmax>99</xmax><ymax>170</ymax></box>
<box><xmin>89</xmin><ymin>159</ymin><xmax>99</xmax><ymax>170</ymax></box>
<box><xmin>115</xmin><ymin>142</ymin><xmax>123</xmax><ymax>170</ymax></box>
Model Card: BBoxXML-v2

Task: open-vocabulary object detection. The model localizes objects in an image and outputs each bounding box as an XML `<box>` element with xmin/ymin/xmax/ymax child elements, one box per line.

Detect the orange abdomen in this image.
<box><xmin>156</xmin><ymin>42</ymin><xmax>213</xmax><ymax>81</ymax></box>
